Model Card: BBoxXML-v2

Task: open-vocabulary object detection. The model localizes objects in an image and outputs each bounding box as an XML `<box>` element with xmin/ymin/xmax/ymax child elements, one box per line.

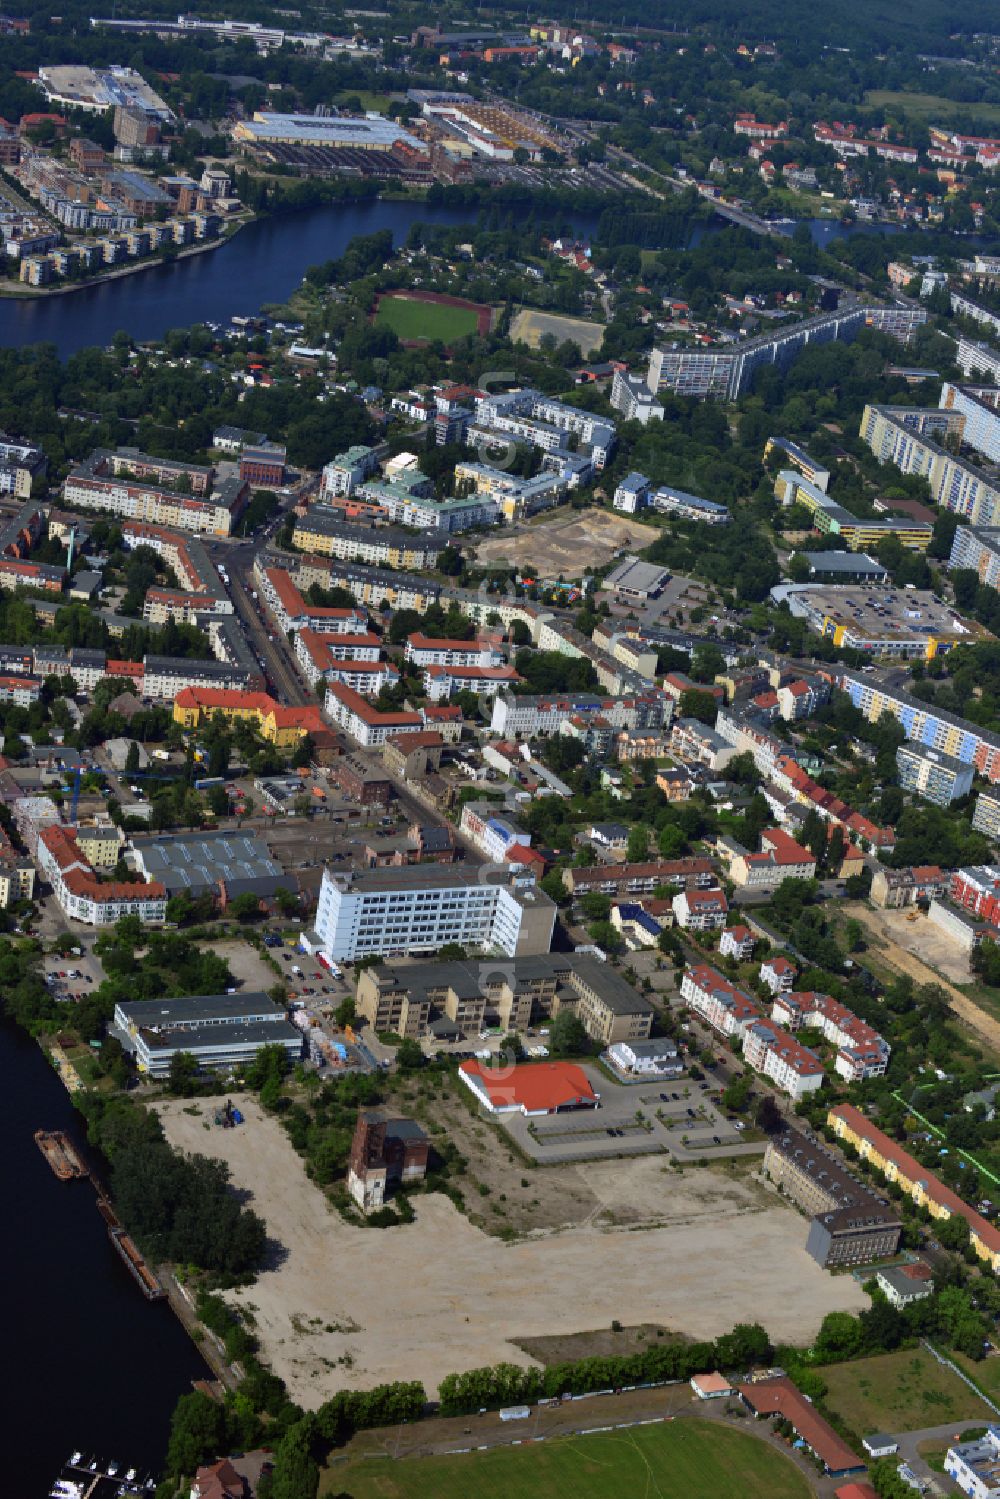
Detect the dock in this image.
<box><xmin>34</xmin><ymin>1129</ymin><xmax>89</xmax><ymax>1180</ymax></box>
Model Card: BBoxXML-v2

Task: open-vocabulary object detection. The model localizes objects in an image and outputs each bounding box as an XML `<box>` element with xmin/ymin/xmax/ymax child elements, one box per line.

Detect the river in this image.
<box><xmin>0</xmin><ymin>196</ymin><xmax>912</xmax><ymax>361</ymax></box>
<box><xmin>2</xmin><ymin>1024</ymin><xmax>209</xmax><ymax>1495</ymax></box>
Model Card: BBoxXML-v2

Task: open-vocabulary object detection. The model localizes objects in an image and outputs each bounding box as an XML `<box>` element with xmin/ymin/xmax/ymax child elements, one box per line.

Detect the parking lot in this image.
<box><xmin>498</xmin><ymin>1065</ymin><xmax>762</xmax><ymax>1165</ymax></box>
<box><xmin>43</xmin><ymin>944</ymin><xmax>105</xmax><ymax>1004</ymax></box>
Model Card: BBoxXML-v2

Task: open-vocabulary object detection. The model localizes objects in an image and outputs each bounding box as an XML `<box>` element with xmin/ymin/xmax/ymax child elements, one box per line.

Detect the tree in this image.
<box><xmin>395</xmin><ymin>1038</ymin><xmax>424</xmax><ymax>1071</ymax></box>
<box><xmin>125</xmin><ymin>739</ymin><xmax>140</xmax><ymax>773</ymax></box>
<box><xmin>228</xmin><ymin>892</ymin><xmax>262</xmax><ymax>923</ymax></box>
<box><xmin>627</xmin><ymin>825</ymin><xmax>649</xmax><ymax>862</ymax></box>
<box><xmin>540</xmin><ymin>870</ymin><xmax>570</xmax><ymax>905</ymax></box>
<box><xmin>548</xmin><ymin>1009</ymin><xmax>589</xmax><ymax>1056</ymax></box>
<box><xmin>167</xmin><ymin>1050</ymin><xmax>199</xmax><ymax>1096</ymax></box>
<box><xmin>580</xmin><ymin>892</ymin><xmax>611</xmax><ymax>922</ymax></box>
<box><xmin>657</xmin><ymin>823</ymin><xmax>686</xmax><ymax>859</ymax></box>
<box><xmin>755</xmin><ymin>1094</ymin><xmax>783</xmax><ymax>1133</ymax></box>
<box><xmin>722</xmin><ymin>1074</ymin><xmax>752</xmax><ymax>1113</ymax></box>
<box><xmin>334</xmin><ymin>996</ymin><xmax>355</xmax><ymax>1029</ymax></box>
<box><xmin>814</xmin><ymin>1310</ymin><xmax>863</xmax><ymax>1361</ymax></box>
<box><xmin>166</xmin><ymin>1391</ymin><xmax>226</xmax><ymax>1478</ymax></box>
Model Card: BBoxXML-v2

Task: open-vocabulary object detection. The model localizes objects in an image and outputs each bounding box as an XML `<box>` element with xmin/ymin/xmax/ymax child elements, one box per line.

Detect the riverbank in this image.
<box><xmin>0</xmin><ymin>216</ymin><xmax>252</xmax><ymax>300</ymax></box>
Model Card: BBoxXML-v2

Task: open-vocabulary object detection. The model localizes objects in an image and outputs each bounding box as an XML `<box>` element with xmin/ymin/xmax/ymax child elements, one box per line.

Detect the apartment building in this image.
<box><xmin>310</xmin><ymin>863</ymin><xmax>556</xmax><ymax>961</ymax></box>
<box><xmin>829</xmin><ymin>1103</ymin><xmax>1000</xmax><ymax>1271</ymax></box>
<box><xmin>172</xmin><ymin>687</ymin><xmax>323</xmax><ymax>747</ymax></box>
<box><xmin>564</xmin><ymin>857</ymin><xmax>716</xmax><ymax>897</ymax></box>
<box><xmin>0</xmin><ymin>434</ymin><xmax>47</xmax><ymax>498</ymax></box>
<box><xmin>840</xmin><ymin>670</ymin><xmax>1000</xmax><ymax>785</ymax></box>
<box><xmin>973</xmin><ymin>792</ymin><xmax>1000</xmax><ymax>841</ymax></box>
<box><xmin>650</xmin><ymin>485</ymin><xmax>730</xmax><ymax>525</ymax></box>
<box><xmin>763</xmin><ymin>1127</ymin><xmax>902</xmax><ymax>1268</ymax></box>
<box><xmin>955</xmin><ymin>333</ymin><xmax>1000</xmax><ymax>383</ymax></box>
<box><xmin>949</xmin><ymin>523</ymin><xmax>1000</xmax><ymax>589</ymax></box>
<box><xmin>355</xmin><ymin>953</ymin><xmax>653</xmax><ymax>1044</ymax></box>
<box><xmin>870</xmin><ymin>864</ymin><xmax>949</xmax><ymax>908</ymax></box>
<box><xmin>474</xmin><ymin>388</ymin><xmax>615</xmax><ymax>469</ymax></box>
<box><xmin>772</xmin><ymin>990</ymin><xmax>890</xmax><ymax>1082</ymax></box>
<box><xmin>773</xmin><ymin>753</ymin><xmax>896</xmax><ymax>850</ymax></box>
<box><xmin>860</xmin><ymin>404</ymin><xmax>1000</xmax><ymax>526</ymax></box>
<box><xmin>358</xmin><ymin>478</ymin><xmax>499</xmax><ymax>534</ymax></box>
<box><xmin>897</xmin><ymin>742</ymin><xmax>974</xmax><ymax>805</ymax></box>
<box><xmin>293</xmin><ymin>627</ymin><xmax>383</xmax><ymax>687</ymax></box>
<box><xmin>951</xmin><ymin>866</ymin><xmax>1000</xmax><ymax>931</ymax></box>
<box><xmin>319</xmin><ymin>445</ymin><xmax>379</xmax><ymax>499</ymax></box>
<box><xmin>669</xmin><ymin>716</ymin><xmax>737</xmax><ymax>772</ymax></box>
<box><xmin>142</xmin><ymin>655</ymin><xmax>252</xmax><ymax>699</ymax></box>
<box><xmin>291</xmin><ymin>506</ymin><xmax>442</xmax><ymax>569</ymax></box>
<box><xmin>405</xmin><ymin>634</ymin><xmax>505</xmax><ymax>669</ymax></box>
<box><xmin>122</xmin><ymin>521</ymin><xmax>231</xmax><ymax>620</ymax></box>
<box><xmin>742</xmin><ymin>1017</ymin><xmax>824</xmax><ymax>1100</ymax></box>
<box><xmin>760</xmin><ymin>955</ymin><xmax>796</xmax><ymax>994</ymax></box>
<box><xmin>774</xmin><ymin>470</ymin><xmax>932</xmax><ymax>551</ymax></box>
<box><xmin>610</xmin><ymin>369</ymin><xmax>664</xmax><ymax>424</ymax></box>
<box><xmin>37</xmin><ymin>823</ymin><xmax>166</xmax><ymax>927</ymax></box>
<box><xmin>777</xmin><ymin>678</ymin><xmax>827</xmax><ymax>721</ymax></box>
<box><xmin>452</xmin><ymin>460</ymin><xmax>567</xmax><ymax>522</ymax></box>
<box><xmin>258</xmin><ymin>565</ymin><xmax>368</xmax><ymax>637</ymax></box>
<box><xmin>672</xmin><ymin>887</ymin><xmax>729</xmax><ymax>931</ymax></box>
<box><xmin>0</xmin><ymin>558</ymin><xmax>64</xmax><ymax>594</ymax></box>
<box><xmin>763</xmin><ymin>436</ymin><xmax>831</xmax><ymax>491</ymax></box>
<box><xmin>65</xmin><ymin>448</ymin><xmax>247</xmax><ymax>536</ymax></box>
<box><xmin>719</xmin><ymin>924</ymin><xmax>755</xmax><ymax>961</ymax></box>
<box><xmin>491</xmin><ymin>689</ymin><xmax>669</xmax><ymax>738</ymax></box>
<box><xmin>680</xmin><ymin>964</ymin><xmax>760</xmax><ymax>1038</ymax></box>
<box><xmin>423</xmin><ymin>662</ymin><xmax>519</xmax><ymax>702</ymax></box>
<box><xmin>940</xmin><ymin>382</ymin><xmax>1000</xmax><ymax>465</ymax></box>
<box><xmin>255</xmin><ymin>548</ymin><xmax>439</xmax><ymax>617</ymax></box>
<box><xmin>648</xmin><ymin>306</ymin><xmax>926</xmax><ymax>402</ymax></box>
<box><xmin>730</xmin><ymin>828</ymin><xmax>817</xmax><ymax>888</ymax></box>
<box><xmin>323</xmin><ymin>681</ymin><xmax>423</xmax><ymax>747</ymax></box>
<box><xmin>458</xmin><ymin>804</ymin><xmax>531</xmax><ymax>863</ymax></box>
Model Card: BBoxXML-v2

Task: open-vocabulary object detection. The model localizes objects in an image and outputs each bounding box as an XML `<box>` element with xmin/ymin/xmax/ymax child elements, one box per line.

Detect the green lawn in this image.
<box><xmin>334</xmin><ymin>90</ymin><xmax>395</xmax><ymax>113</ymax></box>
<box><xmin>375</xmin><ymin>295</ymin><xmax>481</xmax><ymax>343</ymax></box>
<box><xmin>322</xmin><ymin>1420</ymin><xmax>812</xmax><ymax>1499</ymax></box>
<box><xmin>822</xmin><ymin>1348</ymin><xmax>992</xmax><ymax>1435</ymax></box>
<box><xmin>865</xmin><ymin>89</ymin><xmax>1000</xmax><ymax>126</ymax></box>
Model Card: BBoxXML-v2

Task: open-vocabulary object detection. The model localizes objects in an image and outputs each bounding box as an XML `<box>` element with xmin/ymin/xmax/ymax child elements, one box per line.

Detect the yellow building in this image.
<box><xmin>173</xmin><ymin>687</ymin><xmax>324</xmax><ymax>747</ymax></box>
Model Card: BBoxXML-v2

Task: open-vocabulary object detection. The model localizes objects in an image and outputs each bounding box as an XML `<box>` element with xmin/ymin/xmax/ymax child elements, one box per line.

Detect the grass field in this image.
<box><xmin>821</xmin><ymin>1348</ymin><xmax>993</xmax><ymax>1435</ymax></box>
<box><xmin>954</xmin><ymin>1350</ymin><xmax>1000</xmax><ymax>1396</ymax></box>
<box><xmin>865</xmin><ymin>89</ymin><xmax>1000</xmax><ymax>126</ymax></box>
<box><xmin>375</xmin><ymin>295</ymin><xmax>481</xmax><ymax>343</ymax></box>
<box><xmin>322</xmin><ymin>1420</ymin><xmax>812</xmax><ymax>1499</ymax></box>
<box><xmin>334</xmin><ymin>90</ymin><xmax>394</xmax><ymax>113</ymax></box>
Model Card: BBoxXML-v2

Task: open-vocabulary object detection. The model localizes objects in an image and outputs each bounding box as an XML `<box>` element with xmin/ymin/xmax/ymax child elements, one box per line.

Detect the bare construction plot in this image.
<box><xmin>474</xmin><ymin>507</ymin><xmax>659</xmax><ymax>575</ymax></box>
<box><xmin>510</xmin><ymin>306</ymin><xmax>606</xmax><ymax>356</ymax></box>
<box><xmin>156</xmin><ymin>1098</ymin><xmax>868</xmax><ymax>1407</ymax></box>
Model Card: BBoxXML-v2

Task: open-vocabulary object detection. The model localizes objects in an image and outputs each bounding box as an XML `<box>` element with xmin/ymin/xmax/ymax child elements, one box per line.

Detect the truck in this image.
<box><xmin>152</xmin><ymin>749</ymin><xmax>171</xmax><ymax>762</ymax></box>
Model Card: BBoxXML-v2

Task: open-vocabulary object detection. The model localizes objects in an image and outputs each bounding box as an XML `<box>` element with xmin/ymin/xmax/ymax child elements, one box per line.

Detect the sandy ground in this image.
<box><xmin>203</xmin><ymin>939</ymin><xmax>277</xmax><ymax>993</ymax></box>
<box><xmin>156</xmin><ymin>1098</ymin><xmax>868</xmax><ymax>1407</ymax></box>
<box><xmin>849</xmin><ymin>903</ymin><xmax>1000</xmax><ymax>1053</ymax></box>
<box><xmin>510</xmin><ymin>306</ymin><xmax>606</xmax><ymax>356</ymax></box>
<box><xmin>473</xmin><ymin>508</ymin><xmax>659</xmax><ymax>575</ymax></box>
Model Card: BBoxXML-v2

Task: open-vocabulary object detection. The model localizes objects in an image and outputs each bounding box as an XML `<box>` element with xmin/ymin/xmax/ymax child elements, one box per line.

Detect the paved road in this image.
<box><xmin>892</xmin><ymin>1417</ymin><xmax>987</xmax><ymax>1492</ymax></box>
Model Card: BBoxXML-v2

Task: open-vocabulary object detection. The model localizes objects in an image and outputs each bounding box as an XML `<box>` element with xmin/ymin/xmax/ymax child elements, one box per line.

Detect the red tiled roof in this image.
<box><xmin>325</xmin><ymin>681</ymin><xmax>421</xmax><ymax>728</ymax></box>
<box><xmin>830</xmin><ymin>1103</ymin><xmax>1000</xmax><ymax>1254</ymax></box>
<box><xmin>739</xmin><ymin>1378</ymin><xmax>861</xmax><ymax>1473</ymax></box>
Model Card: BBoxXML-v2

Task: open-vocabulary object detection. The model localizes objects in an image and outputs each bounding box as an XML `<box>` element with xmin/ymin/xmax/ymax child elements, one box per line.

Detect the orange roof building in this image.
<box><xmin>172</xmin><ymin>686</ymin><xmax>322</xmax><ymax>747</ymax></box>
<box><xmin>458</xmin><ymin>1058</ymin><xmax>599</xmax><ymax>1116</ymax></box>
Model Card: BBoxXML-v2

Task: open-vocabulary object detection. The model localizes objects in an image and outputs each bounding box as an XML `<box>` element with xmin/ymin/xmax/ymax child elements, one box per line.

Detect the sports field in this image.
<box><xmin>375</xmin><ymin>293</ymin><xmax>484</xmax><ymax>343</ymax></box>
<box><xmin>322</xmin><ymin>1420</ymin><xmax>813</xmax><ymax>1498</ymax></box>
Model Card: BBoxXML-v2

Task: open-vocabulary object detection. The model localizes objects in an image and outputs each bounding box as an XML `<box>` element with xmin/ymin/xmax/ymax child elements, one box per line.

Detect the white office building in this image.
<box><xmin>309</xmin><ymin>864</ymin><xmax>556</xmax><ymax>961</ymax></box>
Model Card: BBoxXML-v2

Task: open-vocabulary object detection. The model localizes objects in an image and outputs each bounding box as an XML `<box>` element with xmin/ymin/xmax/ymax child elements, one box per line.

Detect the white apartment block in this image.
<box><xmin>742</xmin><ymin>1017</ymin><xmax>825</xmax><ymax>1100</ymax></box>
<box><xmin>423</xmin><ymin>663</ymin><xmax>519</xmax><ymax>701</ymax></box>
<box><xmin>311</xmin><ymin>864</ymin><xmax>555</xmax><ymax>961</ymax></box>
<box><xmin>323</xmin><ymin>681</ymin><xmax>421</xmax><ymax>746</ymax></box>
<box><xmin>679</xmin><ymin>965</ymin><xmax>760</xmax><ymax>1038</ymax></box>
<box><xmin>491</xmin><ymin>690</ymin><xmax>669</xmax><ymax>738</ymax></box>
<box><xmin>672</xmin><ymin>888</ymin><xmax>729</xmax><ymax>930</ymax></box>
<box><xmin>404</xmin><ymin>634</ymin><xmax>506</xmax><ymax>669</ymax></box>
<box><xmin>319</xmin><ymin>445</ymin><xmax>378</xmax><ymax>499</ymax></box>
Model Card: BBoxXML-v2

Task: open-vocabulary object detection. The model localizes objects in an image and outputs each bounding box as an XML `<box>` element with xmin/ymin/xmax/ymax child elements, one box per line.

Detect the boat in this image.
<box><xmin>34</xmin><ymin>1130</ymin><xmax>88</xmax><ymax>1180</ymax></box>
<box><xmin>68</xmin><ymin>1453</ymin><xmax>81</xmax><ymax>1467</ymax></box>
<box><xmin>125</xmin><ymin>1470</ymin><xmax>136</xmax><ymax>1482</ymax></box>
<box><xmin>108</xmin><ymin>1460</ymin><xmax>120</xmax><ymax>1476</ymax></box>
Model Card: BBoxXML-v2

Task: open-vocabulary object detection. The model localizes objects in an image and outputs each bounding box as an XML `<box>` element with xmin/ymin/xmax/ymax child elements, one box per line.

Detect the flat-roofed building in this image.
<box><xmin>311</xmin><ymin>864</ymin><xmax>556</xmax><ymax>961</ymax></box>
<box><xmin>114</xmin><ymin>992</ymin><xmax>301</xmax><ymax>1076</ymax></box>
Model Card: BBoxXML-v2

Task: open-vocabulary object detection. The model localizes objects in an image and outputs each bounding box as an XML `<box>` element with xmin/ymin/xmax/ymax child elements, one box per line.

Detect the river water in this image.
<box><xmin>0</xmin><ymin>197</ymin><xmax>909</xmax><ymax>360</ymax></box>
<box><xmin>2</xmin><ymin>1024</ymin><xmax>209</xmax><ymax>1495</ymax></box>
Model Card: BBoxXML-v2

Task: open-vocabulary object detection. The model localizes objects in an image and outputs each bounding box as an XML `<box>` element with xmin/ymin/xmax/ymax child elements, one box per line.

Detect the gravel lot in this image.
<box><xmin>156</xmin><ymin>1098</ymin><xmax>868</xmax><ymax>1406</ymax></box>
